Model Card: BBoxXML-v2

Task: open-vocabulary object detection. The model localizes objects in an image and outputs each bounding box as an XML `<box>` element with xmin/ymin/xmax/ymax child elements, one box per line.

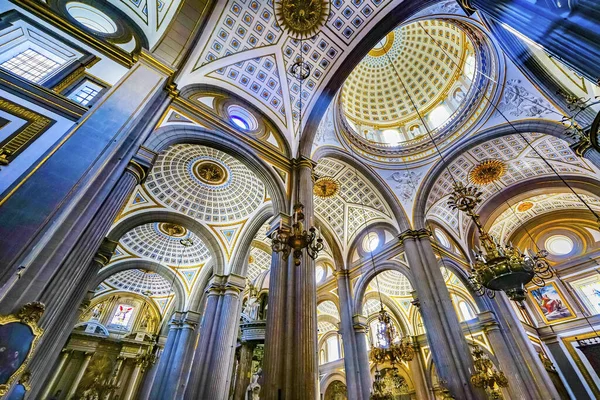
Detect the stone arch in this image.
<box><xmin>229</xmin><ymin>203</ymin><xmax>274</xmax><ymax>277</ymax></box>
<box><xmin>347</xmin><ymin>221</ymin><xmax>402</xmax><ymax>267</ymax></box>
<box><xmin>363</xmin><ymin>291</ymin><xmax>411</xmax><ymax>336</ymax></box>
<box><xmin>437</xmin><ymin>257</ymin><xmax>489</xmax><ymax>313</ymax></box>
<box><xmin>320</xmin><ymin>373</ymin><xmax>347</xmax><ymax>398</ymax></box>
<box><xmin>315</xmin><ymin>215</ymin><xmax>345</xmax><ymax>270</ymax></box>
<box><xmin>188</xmin><ymin>260</ymin><xmax>215</xmax><ymax>313</ymax></box>
<box><xmin>107</xmin><ymin>209</ymin><xmax>225</xmax><ymax>275</ymax></box>
<box><xmin>94</xmin><ymin>259</ymin><xmax>187</xmax><ymax>311</ymax></box>
<box><xmin>414</xmin><ymin>119</ymin><xmax>578</xmax><ymax>228</ymax></box>
<box><xmin>143</xmin><ymin>125</ymin><xmax>289</xmax><ymax>216</ymax></box>
<box><xmin>352</xmin><ymin>261</ymin><xmax>414</xmax><ymax>317</ymax></box>
<box><xmin>313</xmin><ymin>146</ymin><xmax>410</xmax><ymax>232</ymax></box>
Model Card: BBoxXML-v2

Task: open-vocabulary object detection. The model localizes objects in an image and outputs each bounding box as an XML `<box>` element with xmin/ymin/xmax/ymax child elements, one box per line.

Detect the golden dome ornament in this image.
<box><xmin>274</xmin><ymin>0</ymin><xmax>331</xmax><ymax>40</ymax></box>
<box><xmin>469</xmin><ymin>159</ymin><xmax>506</xmax><ymax>185</ymax></box>
<box><xmin>313</xmin><ymin>176</ymin><xmax>340</xmax><ymax>198</ymax></box>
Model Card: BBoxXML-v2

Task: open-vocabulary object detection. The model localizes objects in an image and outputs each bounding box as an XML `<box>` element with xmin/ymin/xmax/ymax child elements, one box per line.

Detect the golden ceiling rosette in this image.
<box><xmin>468</xmin><ymin>159</ymin><xmax>506</xmax><ymax>185</ymax></box>
<box><xmin>274</xmin><ymin>0</ymin><xmax>331</xmax><ymax>40</ymax></box>
<box><xmin>313</xmin><ymin>176</ymin><xmax>340</xmax><ymax>199</ymax></box>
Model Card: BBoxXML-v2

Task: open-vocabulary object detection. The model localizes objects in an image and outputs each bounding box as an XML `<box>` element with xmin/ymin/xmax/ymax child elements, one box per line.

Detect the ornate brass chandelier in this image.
<box><xmin>447</xmin><ymin>182</ymin><xmax>553</xmax><ymax>302</ymax></box>
<box><xmin>271</xmin><ymin>203</ymin><xmax>323</xmax><ymax>265</ymax></box>
<box><xmin>470</xmin><ymin>345</ymin><xmax>508</xmax><ymax>399</ymax></box>
<box><xmin>369</xmin><ymin>307</ymin><xmax>415</xmax><ymax>365</ymax></box>
<box><xmin>370</xmin><ymin>368</ymin><xmax>393</xmax><ymax>400</ymax></box>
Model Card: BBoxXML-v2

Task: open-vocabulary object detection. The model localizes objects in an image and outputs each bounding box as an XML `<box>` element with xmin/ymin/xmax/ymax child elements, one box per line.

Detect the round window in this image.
<box><xmin>362</xmin><ymin>232</ymin><xmax>380</xmax><ymax>252</ymax></box>
<box><xmin>227</xmin><ymin>105</ymin><xmax>258</xmax><ymax>131</ymax></box>
<box><xmin>545</xmin><ymin>235</ymin><xmax>574</xmax><ymax>256</ymax></box>
<box><xmin>66</xmin><ymin>2</ymin><xmax>118</xmax><ymax>34</ymax></box>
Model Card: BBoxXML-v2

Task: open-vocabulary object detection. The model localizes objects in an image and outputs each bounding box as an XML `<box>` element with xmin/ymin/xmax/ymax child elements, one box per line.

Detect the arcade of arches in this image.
<box><xmin>0</xmin><ymin>0</ymin><xmax>599</xmax><ymax>399</ymax></box>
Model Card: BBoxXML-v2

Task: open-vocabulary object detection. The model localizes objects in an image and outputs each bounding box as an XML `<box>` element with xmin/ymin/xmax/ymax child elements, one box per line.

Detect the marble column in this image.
<box><xmin>409</xmin><ymin>339</ymin><xmax>431</xmax><ymax>400</ymax></box>
<box><xmin>39</xmin><ymin>349</ymin><xmax>71</xmax><ymax>400</ymax></box>
<box><xmin>335</xmin><ymin>269</ymin><xmax>366</xmax><ymax>400</ymax></box>
<box><xmin>233</xmin><ymin>342</ymin><xmax>256</xmax><ymax>400</ymax></box>
<box><xmin>66</xmin><ymin>352</ymin><xmax>92</xmax><ymax>399</ymax></box>
<box><xmin>461</xmin><ymin>0</ymin><xmax>600</xmax><ymax>82</ymax></box>
<box><xmin>148</xmin><ymin>312</ymin><xmax>182</xmax><ymax>400</ymax></box>
<box><xmin>481</xmin><ymin>298</ymin><xmax>561</xmax><ymax>399</ymax></box>
<box><xmin>161</xmin><ymin>311</ymin><xmax>200</xmax><ymax>399</ymax></box>
<box><xmin>262</xmin><ymin>157</ymin><xmax>319</xmax><ymax>400</ymax></box>
<box><xmin>401</xmin><ymin>230</ymin><xmax>485</xmax><ymax>399</ymax></box>
<box><xmin>261</xmin><ymin>229</ymin><xmax>288</xmax><ymax>398</ymax></box>
<box><xmin>353</xmin><ymin>315</ymin><xmax>372</xmax><ymax>399</ymax></box>
<box><xmin>184</xmin><ymin>275</ymin><xmax>245</xmax><ymax>400</ymax></box>
<box><xmin>544</xmin><ymin>335</ymin><xmax>592</xmax><ymax>399</ymax></box>
<box><xmin>28</xmin><ymin>158</ymin><xmax>151</xmax><ymax>398</ymax></box>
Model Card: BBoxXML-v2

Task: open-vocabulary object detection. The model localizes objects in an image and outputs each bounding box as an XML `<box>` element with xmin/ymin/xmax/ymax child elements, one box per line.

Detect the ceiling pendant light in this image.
<box><xmin>470</xmin><ymin>345</ymin><xmax>509</xmax><ymax>399</ymax></box>
<box><xmin>447</xmin><ymin>182</ymin><xmax>553</xmax><ymax>302</ymax></box>
<box><xmin>369</xmin><ymin>306</ymin><xmax>415</xmax><ymax>366</ymax></box>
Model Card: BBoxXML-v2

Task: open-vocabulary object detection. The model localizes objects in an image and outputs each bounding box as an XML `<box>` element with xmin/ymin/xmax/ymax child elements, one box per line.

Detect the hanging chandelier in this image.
<box><xmin>369</xmin><ymin>306</ymin><xmax>415</xmax><ymax>365</ymax></box>
<box><xmin>470</xmin><ymin>345</ymin><xmax>508</xmax><ymax>399</ymax></box>
<box><xmin>370</xmin><ymin>368</ymin><xmax>393</xmax><ymax>400</ymax></box>
<box><xmin>447</xmin><ymin>182</ymin><xmax>553</xmax><ymax>301</ymax></box>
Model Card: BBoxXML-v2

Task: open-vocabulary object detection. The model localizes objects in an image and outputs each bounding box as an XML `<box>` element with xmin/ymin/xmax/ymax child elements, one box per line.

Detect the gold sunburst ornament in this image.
<box><xmin>469</xmin><ymin>159</ymin><xmax>506</xmax><ymax>185</ymax></box>
<box><xmin>313</xmin><ymin>176</ymin><xmax>340</xmax><ymax>198</ymax></box>
<box><xmin>274</xmin><ymin>0</ymin><xmax>331</xmax><ymax>40</ymax></box>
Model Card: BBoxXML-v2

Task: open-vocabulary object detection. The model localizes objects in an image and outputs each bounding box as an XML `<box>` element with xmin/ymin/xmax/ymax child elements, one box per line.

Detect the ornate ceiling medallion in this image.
<box><xmin>313</xmin><ymin>176</ymin><xmax>340</xmax><ymax>198</ymax></box>
<box><xmin>248</xmin><ymin>254</ymin><xmax>255</xmax><ymax>264</ymax></box>
<box><xmin>516</xmin><ymin>201</ymin><xmax>534</xmax><ymax>213</ymax></box>
<box><xmin>469</xmin><ymin>159</ymin><xmax>506</xmax><ymax>185</ymax></box>
<box><xmin>192</xmin><ymin>160</ymin><xmax>229</xmax><ymax>185</ymax></box>
<box><xmin>274</xmin><ymin>0</ymin><xmax>330</xmax><ymax>40</ymax></box>
<box><xmin>369</xmin><ymin>31</ymin><xmax>395</xmax><ymax>57</ymax></box>
<box><xmin>158</xmin><ymin>223</ymin><xmax>187</xmax><ymax>237</ymax></box>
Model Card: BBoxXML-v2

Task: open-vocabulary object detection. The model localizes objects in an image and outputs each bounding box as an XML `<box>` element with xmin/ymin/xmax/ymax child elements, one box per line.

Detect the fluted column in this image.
<box><xmin>66</xmin><ymin>352</ymin><xmax>92</xmax><ymax>399</ymax></box>
<box><xmin>148</xmin><ymin>312</ymin><xmax>182</xmax><ymax>399</ymax></box>
<box><xmin>353</xmin><ymin>315</ymin><xmax>372</xmax><ymax>398</ymax></box>
<box><xmin>28</xmin><ymin>159</ymin><xmax>151</xmax><ymax>398</ymax></box>
<box><xmin>161</xmin><ymin>311</ymin><xmax>200</xmax><ymax>399</ymax></box>
<box><xmin>39</xmin><ymin>349</ymin><xmax>71</xmax><ymax>400</ymax></box>
<box><xmin>481</xmin><ymin>298</ymin><xmax>560</xmax><ymax>399</ymax></box>
<box><xmin>261</xmin><ymin>230</ymin><xmax>288</xmax><ymax>398</ymax></box>
<box><xmin>409</xmin><ymin>339</ymin><xmax>431</xmax><ymax>400</ymax></box>
<box><xmin>233</xmin><ymin>342</ymin><xmax>256</xmax><ymax>400</ymax></box>
<box><xmin>262</xmin><ymin>157</ymin><xmax>319</xmax><ymax>400</ymax></box>
<box><xmin>184</xmin><ymin>275</ymin><xmax>245</xmax><ymax>400</ymax></box>
<box><xmin>335</xmin><ymin>269</ymin><xmax>365</xmax><ymax>400</ymax></box>
<box><xmin>401</xmin><ymin>230</ymin><xmax>485</xmax><ymax>399</ymax></box>
<box><xmin>460</xmin><ymin>0</ymin><xmax>600</xmax><ymax>82</ymax></box>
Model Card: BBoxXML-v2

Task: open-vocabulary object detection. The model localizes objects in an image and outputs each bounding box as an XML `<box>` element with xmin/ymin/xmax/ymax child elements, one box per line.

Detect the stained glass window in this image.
<box><xmin>110</xmin><ymin>304</ymin><xmax>135</xmax><ymax>328</ymax></box>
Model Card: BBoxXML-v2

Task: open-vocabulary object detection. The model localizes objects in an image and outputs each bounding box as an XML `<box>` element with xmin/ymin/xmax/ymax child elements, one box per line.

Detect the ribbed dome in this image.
<box><xmin>341</xmin><ymin>19</ymin><xmax>474</xmax><ymax>144</ymax></box>
<box><xmin>105</xmin><ymin>269</ymin><xmax>173</xmax><ymax>297</ymax></box>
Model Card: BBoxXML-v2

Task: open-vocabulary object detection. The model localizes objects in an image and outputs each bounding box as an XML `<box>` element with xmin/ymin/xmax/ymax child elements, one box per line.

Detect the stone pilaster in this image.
<box><xmin>409</xmin><ymin>339</ymin><xmax>431</xmax><ymax>400</ymax></box>
<box><xmin>66</xmin><ymin>351</ymin><xmax>92</xmax><ymax>399</ymax></box>
<box><xmin>184</xmin><ymin>274</ymin><xmax>245</xmax><ymax>400</ymax></box>
<box><xmin>352</xmin><ymin>314</ymin><xmax>372</xmax><ymax>398</ymax></box>
<box><xmin>335</xmin><ymin>269</ymin><xmax>366</xmax><ymax>400</ymax></box>
<box><xmin>400</xmin><ymin>230</ymin><xmax>485</xmax><ymax>399</ymax></box>
<box><xmin>483</xmin><ymin>296</ymin><xmax>561</xmax><ymax>399</ymax></box>
<box><xmin>543</xmin><ymin>335</ymin><xmax>592</xmax><ymax>399</ymax></box>
<box><xmin>459</xmin><ymin>0</ymin><xmax>600</xmax><ymax>82</ymax></box>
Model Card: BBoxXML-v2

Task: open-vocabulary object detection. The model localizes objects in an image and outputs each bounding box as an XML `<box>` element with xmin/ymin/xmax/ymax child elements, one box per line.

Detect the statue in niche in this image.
<box><xmin>91</xmin><ymin>302</ymin><xmax>104</xmax><ymax>321</ymax></box>
<box><xmin>140</xmin><ymin>309</ymin><xmax>153</xmax><ymax>331</ymax></box>
<box><xmin>246</xmin><ymin>368</ymin><xmax>262</xmax><ymax>400</ymax></box>
<box><xmin>243</xmin><ymin>284</ymin><xmax>260</xmax><ymax>321</ymax></box>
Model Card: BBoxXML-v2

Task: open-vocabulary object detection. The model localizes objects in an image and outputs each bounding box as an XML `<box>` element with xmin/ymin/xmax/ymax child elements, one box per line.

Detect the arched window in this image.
<box><xmin>458</xmin><ymin>301</ymin><xmax>476</xmax><ymax>321</ymax></box>
<box><xmin>326</xmin><ymin>335</ymin><xmax>341</xmax><ymax>362</ymax></box>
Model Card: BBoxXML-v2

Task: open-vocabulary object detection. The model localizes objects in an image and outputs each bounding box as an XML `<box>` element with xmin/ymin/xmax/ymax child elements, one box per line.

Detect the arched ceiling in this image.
<box><xmin>176</xmin><ymin>0</ymin><xmax>451</xmax><ymax>147</ymax></box>
<box><xmin>488</xmin><ymin>193</ymin><xmax>600</xmax><ymax>243</ymax></box>
<box><xmin>425</xmin><ymin>133</ymin><xmax>600</xmax><ymax>240</ymax></box>
<box><xmin>119</xmin><ymin>222</ymin><xmax>211</xmax><ymax>265</ymax></box>
<box><xmin>103</xmin><ymin>269</ymin><xmax>174</xmax><ymax>297</ymax></box>
<box><xmin>367</xmin><ymin>270</ymin><xmax>413</xmax><ymax>297</ymax></box>
<box><xmin>314</xmin><ymin>157</ymin><xmax>395</xmax><ymax>253</ymax></box>
<box><xmin>145</xmin><ymin>144</ymin><xmax>266</xmax><ymax>223</ymax></box>
<box><xmin>341</xmin><ymin>19</ymin><xmax>469</xmax><ymax>131</ymax></box>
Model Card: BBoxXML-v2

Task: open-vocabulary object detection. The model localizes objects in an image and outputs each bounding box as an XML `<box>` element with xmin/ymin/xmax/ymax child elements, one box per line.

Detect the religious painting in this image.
<box><xmin>528</xmin><ymin>282</ymin><xmax>575</xmax><ymax>323</ymax></box>
<box><xmin>110</xmin><ymin>304</ymin><xmax>134</xmax><ymax>329</ymax></box>
<box><xmin>0</xmin><ymin>303</ymin><xmax>44</xmax><ymax>396</ymax></box>
<box><xmin>570</xmin><ymin>275</ymin><xmax>600</xmax><ymax>315</ymax></box>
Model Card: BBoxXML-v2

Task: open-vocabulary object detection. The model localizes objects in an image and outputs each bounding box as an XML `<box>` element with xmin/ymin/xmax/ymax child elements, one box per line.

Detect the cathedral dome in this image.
<box><xmin>337</xmin><ymin>19</ymin><xmax>499</xmax><ymax>163</ymax></box>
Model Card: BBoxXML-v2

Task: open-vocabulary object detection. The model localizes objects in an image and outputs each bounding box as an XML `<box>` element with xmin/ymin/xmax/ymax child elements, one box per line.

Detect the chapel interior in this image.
<box><xmin>0</xmin><ymin>0</ymin><xmax>600</xmax><ymax>399</ymax></box>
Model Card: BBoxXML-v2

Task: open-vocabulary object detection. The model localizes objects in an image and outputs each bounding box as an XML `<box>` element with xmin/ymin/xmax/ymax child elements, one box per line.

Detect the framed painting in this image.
<box><xmin>528</xmin><ymin>282</ymin><xmax>576</xmax><ymax>323</ymax></box>
<box><xmin>0</xmin><ymin>302</ymin><xmax>44</xmax><ymax>396</ymax></box>
<box><xmin>570</xmin><ymin>274</ymin><xmax>600</xmax><ymax>315</ymax></box>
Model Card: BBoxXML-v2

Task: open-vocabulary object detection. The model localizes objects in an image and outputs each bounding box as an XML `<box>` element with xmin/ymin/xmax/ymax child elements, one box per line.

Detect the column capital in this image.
<box><xmin>92</xmin><ymin>238</ymin><xmax>118</xmax><ymax>267</ymax></box>
<box><xmin>292</xmin><ymin>156</ymin><xmax>316</xmax><ymax>171</ymax></box>
<box><xmin>352</xmin><ymin>314</ymin><xmax>368</xmax><ymax>332</ymax></box>
<box><xmin>207</xmin><ymin>274</ymin><xmax>246</xmax><ymax>296</ymax></box>
<box><xmin>266</xmin><ymin>213</ymin><xmax>292</xmax><ymax>239</ymax></box>
<box><xmin>333</xmin><ymin>268</ymin><xmax>351</xmax><ymax>278</ymax></box>
<box><xmin>398</xmin><ymin>228</ymin><xmax>431</xmax><ymax>243</ymax></box>
<box><xmin>477</xmin><ymin>310</ymin><xmax>500</xmax><ymax>332</ymax></box>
